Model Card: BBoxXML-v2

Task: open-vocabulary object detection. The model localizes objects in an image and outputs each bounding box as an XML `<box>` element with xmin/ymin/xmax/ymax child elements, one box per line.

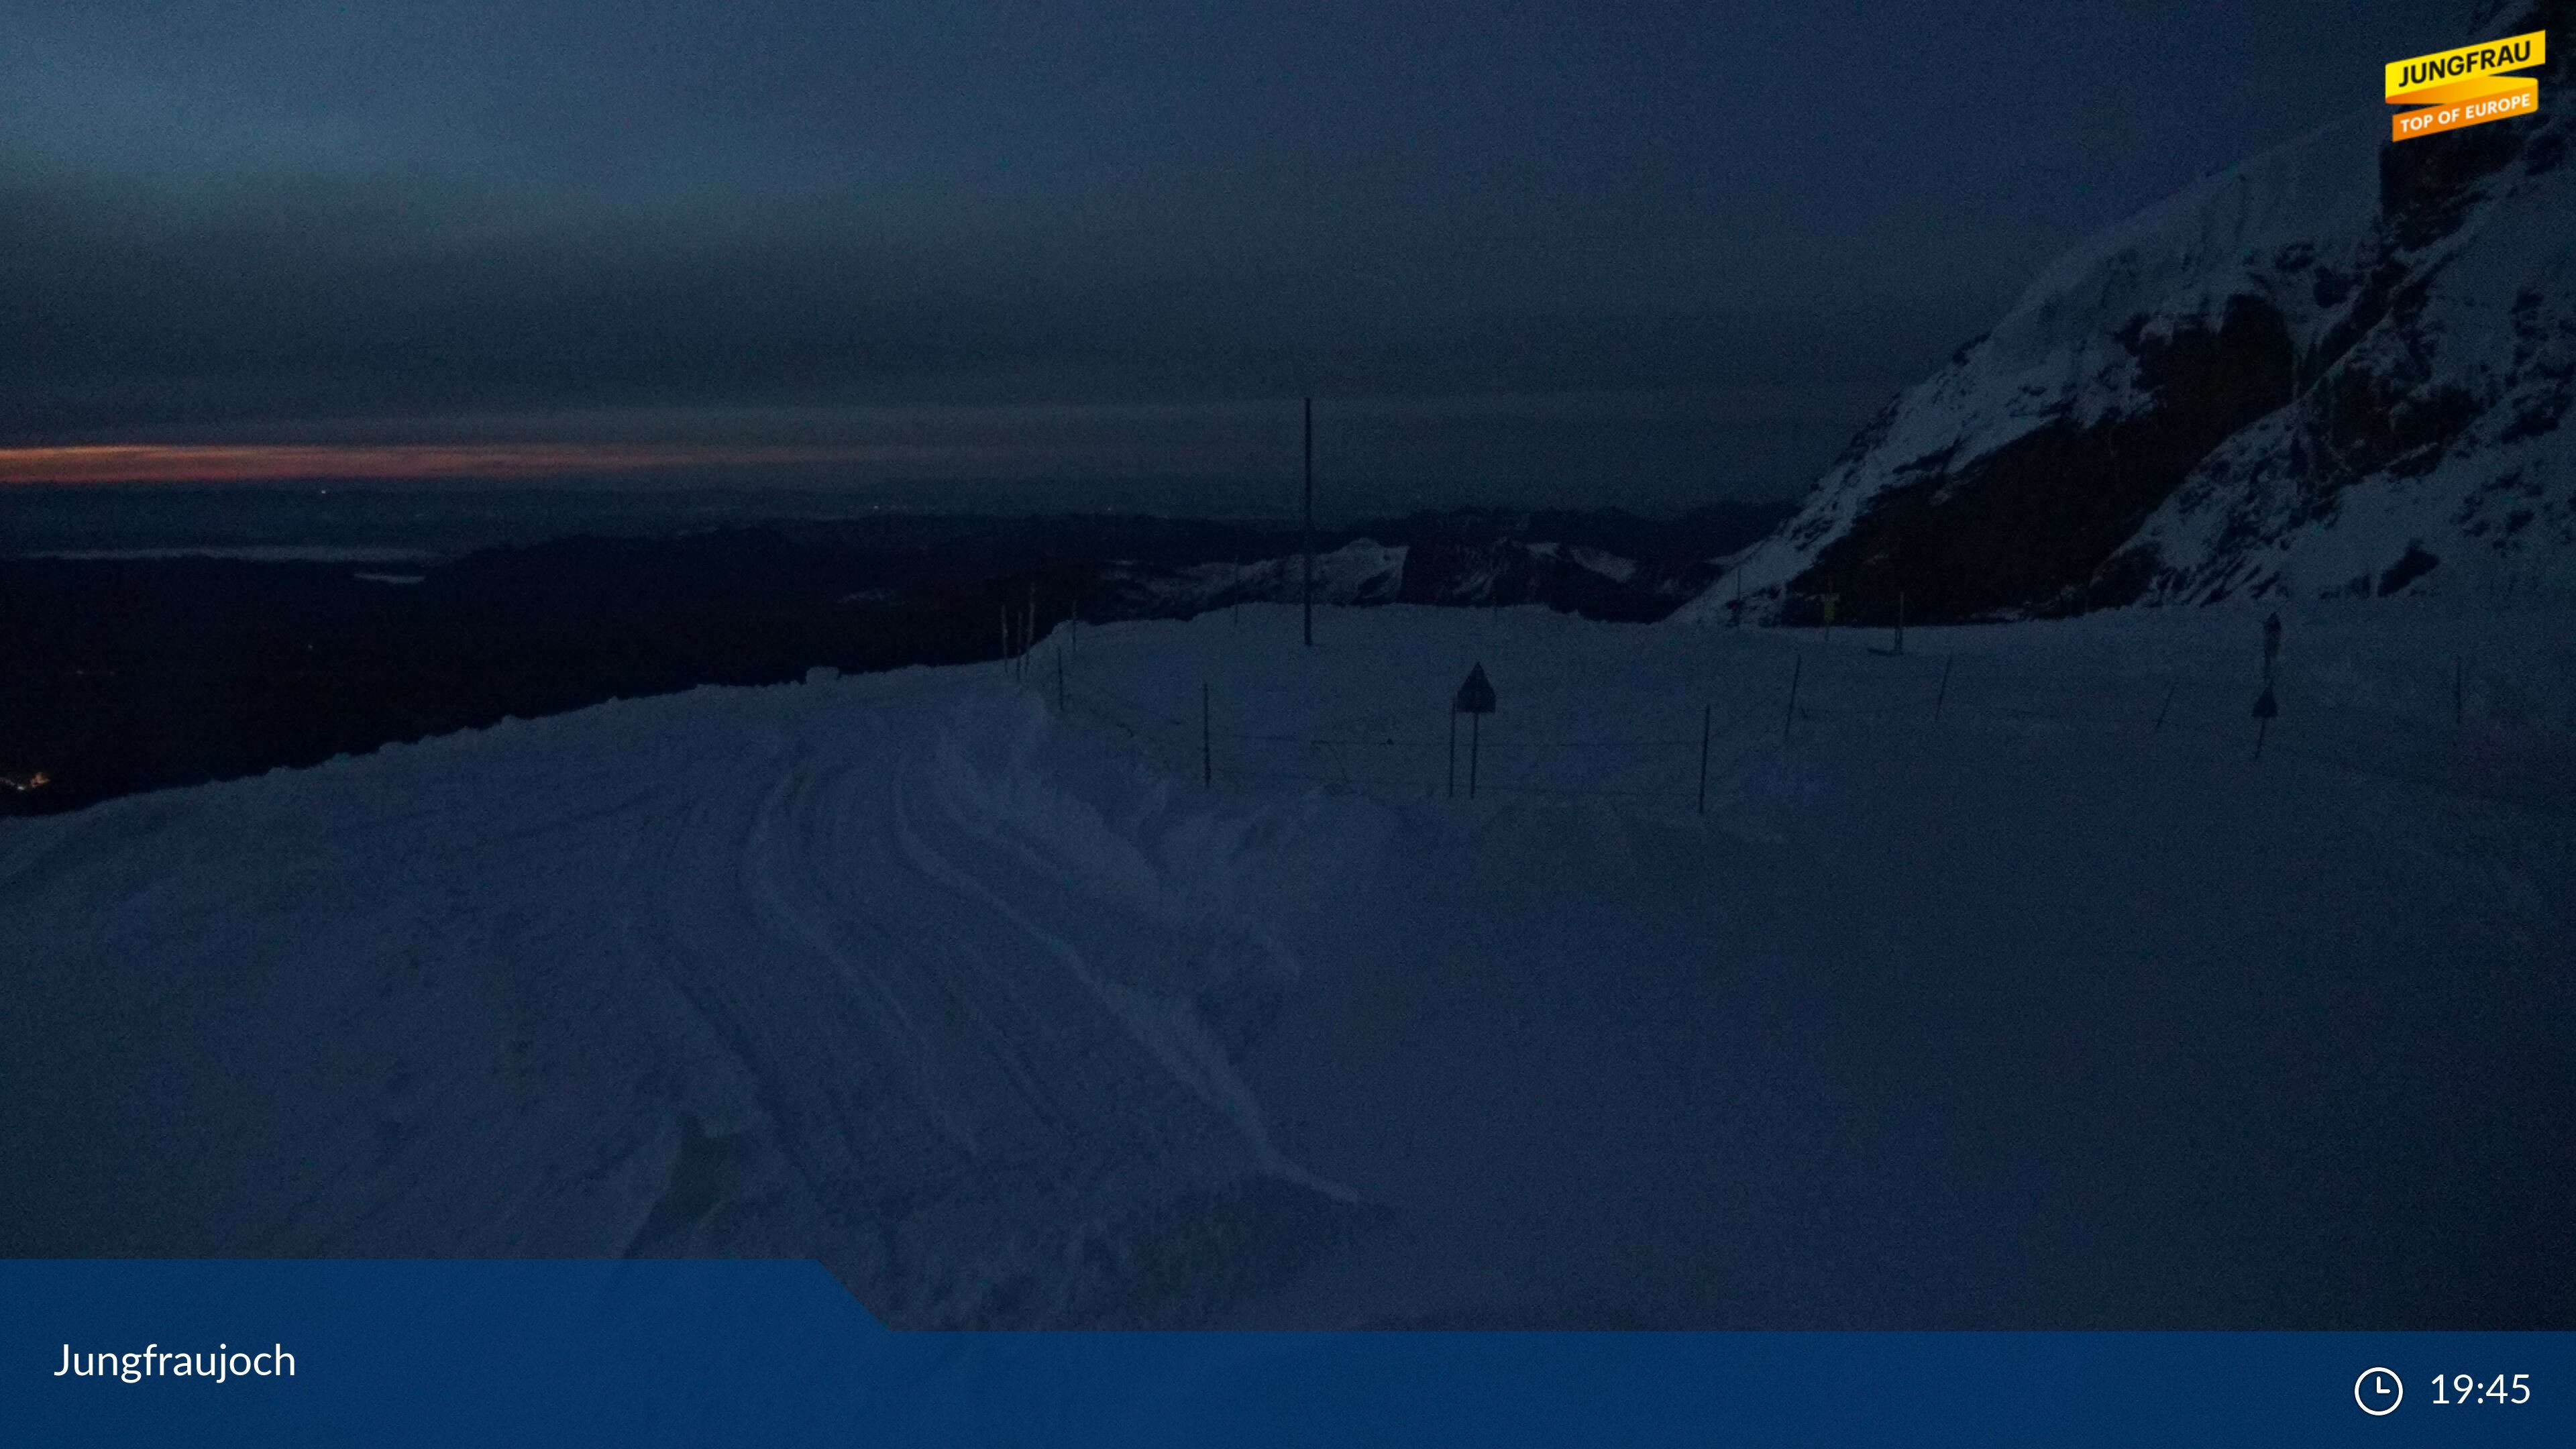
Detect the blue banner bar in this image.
<box><xmin>3</xmin><ymin>1262</ymin><xmax>2565</xmax><ymax>1446</ymax></box>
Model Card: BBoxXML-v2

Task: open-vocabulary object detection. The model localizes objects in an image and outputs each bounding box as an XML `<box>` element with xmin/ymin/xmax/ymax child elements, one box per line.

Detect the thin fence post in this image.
<box><xmin>1202</xmin><ymin>681</ymin><xmax>1213</xmax><ymax>787</ymax></box>
<box><xmin>1696</xmin><ymin>703</ymin><xmax>1711</xmax><ymax>815</ymax></box>
<box><xmin>1934</xmin><ymin>654</ymin><xmax>1953</xmax><ymax>721</ymax></box>
<box><xmin>2153</xmin><ymin>680</ymin><xmax>2174</xmax><ymax>733</ymax></box>
<box><xmin>1783</xmin><ymin>655</ymin><xmax>1803</xmax><ymax>745</ymax></box>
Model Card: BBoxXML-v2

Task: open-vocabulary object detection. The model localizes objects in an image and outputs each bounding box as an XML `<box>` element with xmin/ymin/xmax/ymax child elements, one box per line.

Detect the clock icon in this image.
<box><xmin>2355</xmin><ymin>1367</ymin><xmax>2404</xmax><ymax>1415</ymax></box>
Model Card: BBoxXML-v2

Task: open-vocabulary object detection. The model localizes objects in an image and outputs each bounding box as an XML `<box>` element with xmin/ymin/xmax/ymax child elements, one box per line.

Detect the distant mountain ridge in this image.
<box><xmin>1087</xmin><ymin>501</ymin><xmax>1791</xmax><ymax>623</ymax></box>
<box><xmin>1680</xmin><ymin>0</ymin><xmax>2575</xmax><ymax>626</ymax></box>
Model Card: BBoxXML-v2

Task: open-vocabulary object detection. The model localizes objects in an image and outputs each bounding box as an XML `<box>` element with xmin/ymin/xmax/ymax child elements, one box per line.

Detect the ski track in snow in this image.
<box><xmin>1</xmin><ymin>672</ymin><xmax>1351</xmax><ymax>1327</ymax></box>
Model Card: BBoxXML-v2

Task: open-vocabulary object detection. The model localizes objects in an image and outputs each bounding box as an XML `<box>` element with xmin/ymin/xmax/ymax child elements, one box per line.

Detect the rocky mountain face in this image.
<box><xmin>1679</xmin><ymin>0</ymin><xmax>2575</xmax><ymax>626</ymax></box>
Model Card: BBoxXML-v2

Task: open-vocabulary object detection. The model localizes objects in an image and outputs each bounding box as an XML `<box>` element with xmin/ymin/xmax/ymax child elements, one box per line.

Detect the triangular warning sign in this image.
<box><xmin>1453</xmin><ymin>663</ymin><xmax>1497</xmax><ymax>714</ymax></box>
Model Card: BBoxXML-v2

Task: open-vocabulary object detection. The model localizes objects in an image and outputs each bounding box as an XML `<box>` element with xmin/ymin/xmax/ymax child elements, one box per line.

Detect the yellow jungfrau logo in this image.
<box><xmin>2386</xmin><ymin>30</ymin><xmax>2546</xmax><ymax>142</ymax></box>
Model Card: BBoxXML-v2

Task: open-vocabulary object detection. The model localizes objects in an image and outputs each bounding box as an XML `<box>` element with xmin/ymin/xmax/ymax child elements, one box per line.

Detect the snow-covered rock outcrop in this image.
<box><xmin>1096</xmin><ymin>539</ymin><xmax>1409</xmax><ymax>617</ymax></box>
<box><xmin>1089</xmin><ymin>536</ymin><xmax>1727</xmax><ymax>623</ymax></box>
<box><xmin>1680</xmin><ymin>0</ymin><xmax>2575</xmax><ymax>625</ymax></box>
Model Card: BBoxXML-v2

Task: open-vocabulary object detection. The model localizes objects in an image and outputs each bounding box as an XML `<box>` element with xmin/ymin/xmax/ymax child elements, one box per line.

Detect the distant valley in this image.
<box><xmin>0</xmin><ymin>500</ymin><xmax>1788</xmax><ymax>814</ymax></box>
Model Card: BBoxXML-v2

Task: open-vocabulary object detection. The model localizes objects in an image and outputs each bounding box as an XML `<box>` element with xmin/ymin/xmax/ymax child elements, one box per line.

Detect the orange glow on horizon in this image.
<box><xmin>0</xmin><ymin>443</ymin><xmax>918</xmax><ymax>484</ymax></box>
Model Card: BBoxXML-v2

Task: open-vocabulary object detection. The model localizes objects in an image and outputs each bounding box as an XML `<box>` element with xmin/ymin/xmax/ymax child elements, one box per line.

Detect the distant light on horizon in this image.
<box><xmin>0</xmin><ymin>391</ymin><xmax>1850</xmax><ymax>506</ymax></box>
<box><xmin>0</xmin><ymin>443</ymin><xmax>989</xmax><ymax>485</ymax></box>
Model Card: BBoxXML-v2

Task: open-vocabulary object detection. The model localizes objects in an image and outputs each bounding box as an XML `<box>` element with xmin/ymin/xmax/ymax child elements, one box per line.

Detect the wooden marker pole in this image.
<box><xmin>1783</xmin><ymin>655</ymin><xmax>1803</xmax><ymax>745</ymax></box>
<box><xmin>1696</xmin><ymin>703</ymin><xmax>1711</xmax><ymax>815</ymax></box>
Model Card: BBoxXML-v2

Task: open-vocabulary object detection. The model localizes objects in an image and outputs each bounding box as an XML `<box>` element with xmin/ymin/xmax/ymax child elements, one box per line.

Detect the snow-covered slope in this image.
<box><xmin>6</xmin><ymin>598</ymin><xmax>2571</xmax><ymax>1327</ymax></box>
<box><xmin>1680</xmin><ymin>0</ymin><xmax>2576</xmax><ymax>626</ymax></box>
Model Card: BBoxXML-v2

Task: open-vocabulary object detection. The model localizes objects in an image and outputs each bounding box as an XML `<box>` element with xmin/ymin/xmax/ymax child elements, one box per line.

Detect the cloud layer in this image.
<box><xmin>1</xmin><ymin>2</ymin><xmax>2459</xmax><ymax>502</ymax></box>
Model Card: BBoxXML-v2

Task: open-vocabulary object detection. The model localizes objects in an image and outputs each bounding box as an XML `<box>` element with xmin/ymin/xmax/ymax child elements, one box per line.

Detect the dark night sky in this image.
<box><xmin>0</xmin><ymin>2</ymin><xmax>2471</xmax><ymax>510</ymax></box>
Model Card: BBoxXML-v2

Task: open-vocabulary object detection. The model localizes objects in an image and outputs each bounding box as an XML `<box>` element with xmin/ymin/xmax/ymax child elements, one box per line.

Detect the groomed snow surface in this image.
<box><xmin>5</xmin><ymin>602</ymin><xmax>2571</xmax><ymax>1328</ymax></box>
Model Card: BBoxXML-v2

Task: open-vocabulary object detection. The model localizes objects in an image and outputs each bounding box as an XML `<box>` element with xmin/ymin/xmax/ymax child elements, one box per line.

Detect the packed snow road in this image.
<box><xmin>4</xmin><ymin>601</ymin><xmax>2571</xmax><ymax>1327</ymax></box>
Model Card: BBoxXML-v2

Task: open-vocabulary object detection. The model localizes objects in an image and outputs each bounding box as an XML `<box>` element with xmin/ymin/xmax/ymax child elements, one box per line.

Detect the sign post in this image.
<box><xmin>1452</xmin><ymin>663</ymin><xmax>1496</xmax><ymax>800</ymax></box>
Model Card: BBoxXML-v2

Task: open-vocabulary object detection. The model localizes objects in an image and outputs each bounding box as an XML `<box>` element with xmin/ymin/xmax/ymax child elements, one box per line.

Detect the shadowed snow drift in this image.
<box><xmin>0</xmin><ymin>676</ymin><xmax>1369</xmax><ymax>1328</ymax></box>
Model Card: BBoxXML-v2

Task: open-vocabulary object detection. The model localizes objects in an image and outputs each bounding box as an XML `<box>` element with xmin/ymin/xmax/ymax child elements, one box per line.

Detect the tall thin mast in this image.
<box><xmin>1302</xmin><ymin>396</ymin><xmax>1314</xmax><ymax>648</ymax></box>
